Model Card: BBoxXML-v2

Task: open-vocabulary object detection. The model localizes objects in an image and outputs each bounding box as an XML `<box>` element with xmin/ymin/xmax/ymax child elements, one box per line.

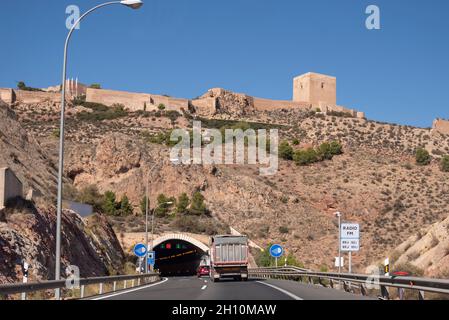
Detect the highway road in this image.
<box><xmin>91</xmin><ymin>276</ymin><xmax>374</xmax><ymax>300</ymax></box>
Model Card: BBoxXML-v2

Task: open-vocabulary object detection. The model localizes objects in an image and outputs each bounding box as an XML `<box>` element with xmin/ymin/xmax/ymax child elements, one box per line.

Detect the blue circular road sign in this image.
<box><xmin>133</xmin><ymin>243</ymin><xmax>147</xmax><ymax>257</ymax></box>
<box><xmin>270</xmin><ymin>244</ymin><xmax>284</xmax><ymax>258</ymax></box>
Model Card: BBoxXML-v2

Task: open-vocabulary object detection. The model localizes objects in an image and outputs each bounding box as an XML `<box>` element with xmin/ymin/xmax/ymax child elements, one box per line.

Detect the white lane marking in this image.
<box><xmin>201</xmin><ymin>285</ymin><xmax>207</xmax><ymax>290</ymax></box>
<box><xmin>91</xmin><ymin>278</ymin><xmax>169</xmax><ymax>300</ymax></box>
<box><xmin>256</xmin><ymin>281</ymin><xmax>303</xmax><ymax>300</ymax></box>
<box><xmin>204</xmin><ymin>280</ymin><xmax>208</xmax><ymax>283</ymax></box>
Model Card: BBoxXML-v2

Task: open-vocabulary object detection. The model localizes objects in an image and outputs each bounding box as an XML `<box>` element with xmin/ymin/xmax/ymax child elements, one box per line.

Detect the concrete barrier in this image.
<box><xmin>0</xmin><ymin>167</ymin><xmax>23</xmax><ymax>209</ymax></box>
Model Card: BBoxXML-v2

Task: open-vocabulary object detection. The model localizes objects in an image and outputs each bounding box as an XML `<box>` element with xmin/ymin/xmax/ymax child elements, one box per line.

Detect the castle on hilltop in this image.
<box><xmin>84</xmin><ymin>72</ymin><xmax>366</xmax><ymax>119</ymax></box>
<box><xmin>0</xmin><ymin>72</ymin><xmax>362</xmax><ymax>118</ymax></box>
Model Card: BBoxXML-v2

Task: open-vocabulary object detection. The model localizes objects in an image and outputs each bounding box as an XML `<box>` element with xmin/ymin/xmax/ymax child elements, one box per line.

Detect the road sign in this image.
<box><xmin>133</xmin><ymin>243</ymin><xmax>147</xmax><ymax>257</ymax></box>
<box><xmin>340</xmin><ymin>223</ymin><xmax>360</xmax><ymax>252</ymax></box>
<box><xmin>269</xmin><ymin>244</ymin><xmax>284</xmax><ymax>258</ymax></box>
<box><xmin>335</xmin><ymin>257</ymin><xmax>344</xmax><ymax>267</ymax></box>
<box><xmin>340</xmin><ymin>239</ymin><xmax>360</xmax><ymax>251</ymax></box>
<box><xmin>341</xmin><ymin>223</ymin><xmax>360</xmax><ymax>239</ymax></box>
<box><xmin>147</xmin><ymin>251</ymin><xmax>155</xmax><ymax>266</ymax></box>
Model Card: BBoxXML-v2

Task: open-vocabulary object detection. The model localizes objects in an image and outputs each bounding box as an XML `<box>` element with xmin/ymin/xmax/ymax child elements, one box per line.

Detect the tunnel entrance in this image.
<box><xmin>154</xmin><ymin>239</ymin><xmax>207</xmax><ymax>277</ymax></box>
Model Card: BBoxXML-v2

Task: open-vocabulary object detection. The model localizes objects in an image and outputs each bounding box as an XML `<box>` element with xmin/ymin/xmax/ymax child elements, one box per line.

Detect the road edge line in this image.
<box><xmin>90</xmin><ymin>277</ymin><xmax>169</xmax><ymax>300</ymax></box>
<box><xmin>256</xmin><ymin>281</ymin><xmax>303</xmax><ymax>300</ymax></box>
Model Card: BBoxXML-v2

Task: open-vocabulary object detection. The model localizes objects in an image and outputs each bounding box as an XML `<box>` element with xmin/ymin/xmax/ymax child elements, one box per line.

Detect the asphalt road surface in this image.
<box><xmin>91</xmin><ymin>276</ymin><xmax>374</xmax><ymax>300</ymax></box>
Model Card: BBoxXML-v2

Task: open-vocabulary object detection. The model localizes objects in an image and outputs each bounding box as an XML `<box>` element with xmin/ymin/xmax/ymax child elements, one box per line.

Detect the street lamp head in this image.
<box><xmin>334</xmin><ymin>211</ymin><xmax>341</xmax><ymax>217</ymax></box>
<box><xmin>120</xmin><ymin>0</ymin><xmax>144</xmax><ymax>9</ymax></box>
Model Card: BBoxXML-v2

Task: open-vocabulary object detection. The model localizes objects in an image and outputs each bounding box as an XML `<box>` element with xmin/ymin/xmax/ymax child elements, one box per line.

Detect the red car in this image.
<box><xmin>197</xmin><ymin>266</ymin><xmax>210</xmax><ymax>277</ymax></box>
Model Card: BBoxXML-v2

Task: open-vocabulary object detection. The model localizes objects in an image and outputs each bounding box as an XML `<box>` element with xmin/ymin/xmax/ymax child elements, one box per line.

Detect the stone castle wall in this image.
<box><xmin>433</xmin><ymin>119</ymin><xmax>449</xmax><ymax>135</ymax></box>
<box><xmin>14</xmin><ymin>90</ymin><xmax>60</xmax><ymax>104</ymax></box>
<box><xmin>253</xmin><ymin>97</ymin><xmax>311</xmax><ymax>111</ymax></box>
<box><xmin>86</xmin><ymin>88</ymin><xmax>151</xmax><ymax>111</ymax></box>
<box><xmin>86</xmin><ymin>88</ymin><xmax>189</xmax><ymax>112</ymax></box>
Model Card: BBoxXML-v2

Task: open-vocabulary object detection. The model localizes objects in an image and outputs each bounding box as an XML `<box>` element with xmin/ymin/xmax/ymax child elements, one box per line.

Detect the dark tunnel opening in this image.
<box><xmin>154</xmin><ymin>240</ymin><xmax>207</xmax><ymax>277</ymax></box>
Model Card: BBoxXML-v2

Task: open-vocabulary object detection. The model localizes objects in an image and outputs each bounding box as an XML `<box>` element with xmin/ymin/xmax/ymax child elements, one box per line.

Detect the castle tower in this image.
<box><xmin>293</xmin><ymin>72</ymin><xmax>337</xmax><ymax>106</ymax></box>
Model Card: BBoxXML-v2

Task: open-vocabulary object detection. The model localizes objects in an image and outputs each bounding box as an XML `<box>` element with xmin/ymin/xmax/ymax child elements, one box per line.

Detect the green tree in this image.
<box><xmin>440</xmin><ymin>155</ymin><xmax>449</xmax><ymax>172</ymax></box>
<box><xmin>89</xmin><ymin>83</ymin><xmax>101</xmax><ymax>89</ymax></box>
<box><xmin>278</xmin><ymin>141</ymin><xmax>293</xmax><ymax>160</ymax></box>
<box><xmin>317</xmin><ymin>142</ymin><xmax>333</xmax><ymax>161</ymax></box>
<box><xmin>293</xmin><ymin>148</ymin><xmax>318</xmax><ymax>166</ymax></box>
<box><xmin>119</xmin><ymin>194</ymin><xmax>133</xmax><ymax>216</ymax></box>
<box><xmin>17</xmin><ymin>81</ymin><xmax>26</xmax><ymax>90</ymax></box>
<box><xmin>176</xmin><ymin>193</ymin><xmax>190</xmax><ymax>214</ymax></box>
<box><xmin>158</xmin><ymin>103</ymin><xmax>166</xmax><ymax>110</ymax></box>
<box><xmin>140</xmin><ymin>196</ymin><xmax>148</xmax><ymax>215</ymax></box>
<box><xmin>255</xmin><ymin>244</ymin><xmax>304</xmax><ymax>268</ymax></box>
<box><xmin>329</xmin><ymin>141</ymin><xmax>343</xmax><ymax>155</ymax></box>
<box><xmin>416</xmin><ymin>147</ymin><xmax>431</xmax><ymax>166</ymax></box>
<box><xmin>102</xmin><ymin>191</ymin><xmax>117</xmax><ymax>216</ymax></box>
<box><xmin>189</xmin><ymin>191</ymin><xmax>207</xmax><ymax>215</ymax></box>
<box><xmin>292</xmin><ymin>139</ymin><xmax>300</xmax><ymax>146</ymax></box>
<box><xmin>155</xmin><ymin>194</ymin><xmax>175</xmax><ymax>217</ymax></box>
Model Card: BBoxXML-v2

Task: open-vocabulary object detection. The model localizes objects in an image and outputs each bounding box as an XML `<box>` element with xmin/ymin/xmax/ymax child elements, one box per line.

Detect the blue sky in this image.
<box><xmin>0</xmin><ymin>0</ymin><xmax>448</xmax><ymax>127</ymax></box>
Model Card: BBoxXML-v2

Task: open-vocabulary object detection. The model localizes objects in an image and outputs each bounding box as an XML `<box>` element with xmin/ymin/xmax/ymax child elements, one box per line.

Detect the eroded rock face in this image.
<box><xmin>0</xmin><ymin>102</ymin><xmax>58</xmax><ymax>202</ymax></box>
<box><xmin>0</xmin><ymin>201</ymin><xmax>124</xmax><ymax>284</ymax></box>
<box><xmin>0</xmin><ymin>103</ymin><xmax>125</xmax><ymax>284</ymax></box>
<box><xmin>392</xmin><ymin>215</ymin><xmax>449</xmax><ymax>278</ymax></box>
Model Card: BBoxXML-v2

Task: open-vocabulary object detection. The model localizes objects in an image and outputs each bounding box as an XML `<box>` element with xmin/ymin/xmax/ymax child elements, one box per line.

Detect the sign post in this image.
<box><xmin>340</xmin><ymin>223</ymin><xmax>360</xmax><ymax>273</ymax></box>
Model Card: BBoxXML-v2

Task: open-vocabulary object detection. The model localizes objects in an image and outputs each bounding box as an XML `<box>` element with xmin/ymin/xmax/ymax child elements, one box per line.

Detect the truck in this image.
<box><xmin>210</xmin><ymin>235</ymin><xmax>249</xmax><ymax>282</ymax></box>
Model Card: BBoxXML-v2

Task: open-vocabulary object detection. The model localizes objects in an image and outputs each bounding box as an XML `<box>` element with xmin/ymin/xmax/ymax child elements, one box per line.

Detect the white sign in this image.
<box><xmin>341</xmin><ymin>223</ymin><xmax>360</xmax><ymax>239</ymax></box>
<box><xmin>340</xmin><ymin>239</ymin><xmax>360</xmax><ymax>252</ymax></box>
<box><xmin>340</xmin><ymin>223</ymin><xmax>360</xmax><ymax>252</ymax></box>
<box><xmin>335</xmin><ymin>257</ymin><xmax>344</xmax><ymax>267</ymax></box>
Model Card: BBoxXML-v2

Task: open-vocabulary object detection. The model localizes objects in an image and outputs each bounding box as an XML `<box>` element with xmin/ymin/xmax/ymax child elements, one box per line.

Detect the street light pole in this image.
<box><xmin>144</xmin><ymin>162</ymin><xmax>159</xmax><ymax>273</ymax></box>
<box><xmin>146</xmin><ymin>201</ymin><xmax>173</xmax><ymax>272</ymax></box>
<box><xmin>335</xmin><ymin>211</ymin><xmax>342</xmax><ymax>275</ymax></box>
<box><xmin>54</xmin><ymin>0</ymin><xmax>143</xmax><ymax>300</ymax></box>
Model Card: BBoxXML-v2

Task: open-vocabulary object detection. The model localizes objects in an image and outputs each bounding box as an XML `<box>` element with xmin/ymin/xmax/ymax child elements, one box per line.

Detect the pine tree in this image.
<box><xmin>176</xmin><ymin>193</ymin><xmax>190</xmax><ymax>214</ymax></box>
<box><xmin>189</xmin><ymin>191</ymin><xmax>207</xmax><ymax>215</ymax></box>
<box><xmin>102</xmin><ymin>191</ymin><xmax>117</xmax><ymax>216</ymax></box>
<box><xmin>140</xmin><ymin>196</ymin><xmax>148</xmax><ymax>216</ymax></box>
<box><xmin>119</xmin><ymin>194</ymin><xmax>133</xmax><ymax>216</ymax></box>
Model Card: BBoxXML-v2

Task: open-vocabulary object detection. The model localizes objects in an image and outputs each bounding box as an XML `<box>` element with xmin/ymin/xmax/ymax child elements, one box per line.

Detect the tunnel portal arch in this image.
<box><xmin>152</xmin><ymin>233</ymin><xmax>210</xmax><ymax>277</ymax></box>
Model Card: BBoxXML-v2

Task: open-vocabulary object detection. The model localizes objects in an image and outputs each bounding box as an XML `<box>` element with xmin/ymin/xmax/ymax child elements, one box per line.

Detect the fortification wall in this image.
<box><xmin>191</xmin><ymin>97</ymin><xmax>217</xmax><ymax>116</ymax></box>
<box><xmin>150</xmin><ymin>95</ymin><xmax>189</xmax><ymax>112</ymax></box>
<box><xmin>14</xmin><ymin>90</ymin><xmax>60</xmax><ymax>104</ymax></box>
<box><xmin>253</xmin><ymin>97</ymin><xmax>311</xmax><ymax>111</ymax></box>
<box><xmin>0</xmin><ymin>167</ymin><xmax>23</xmax><ymax>210</ymax></box>
<box><xmin>433</xmin><ymin>119</ymin><xmax>449</xmax><ymax>135</ymax></box>
<box><xmin>86</xmin><ymin>88</ymin><xmax>151</xmax><ymax>111</ymax></box>
<box><xmin>0</xmin><ymin>88</ymin><xmax>15</xmax><ymax>105</ymax></box>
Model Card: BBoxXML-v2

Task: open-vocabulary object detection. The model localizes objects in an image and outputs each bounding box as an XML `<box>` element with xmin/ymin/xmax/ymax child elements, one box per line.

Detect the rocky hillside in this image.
<box><xmin>6</xmin><ymin>94</ymin><xmax>449</xmax><ymax>274</ymax></box>
<box><xmin>0</xmin><ymin>102</ymin><xmax>125</xmax><ymax>284</ymax></box>
<box><xmin>389</xmin><ymin>215</ymin><xmax>449</xmax><ymax>278</ymax></box>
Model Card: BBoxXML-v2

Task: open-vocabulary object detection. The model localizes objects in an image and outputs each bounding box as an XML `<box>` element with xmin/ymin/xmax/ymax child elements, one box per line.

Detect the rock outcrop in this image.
<box><xmin>0</xmin><ymin>102</ymin><xmax>125</xmax><ymax>284</ymax></box>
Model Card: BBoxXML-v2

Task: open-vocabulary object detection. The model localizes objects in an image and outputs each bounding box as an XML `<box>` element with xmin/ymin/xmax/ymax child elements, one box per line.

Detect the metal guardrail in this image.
<box><xmin>249</xmin><ymin>267</ymin><xmax>449</xmax><ymax>300</ymax></box>
<box><xmin>0</xmin><ymin>272</ymin><xmax>160</xmax><ymax>300</ymax></box>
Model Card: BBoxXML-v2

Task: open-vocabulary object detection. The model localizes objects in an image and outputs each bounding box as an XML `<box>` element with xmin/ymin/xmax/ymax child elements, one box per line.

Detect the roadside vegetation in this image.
<box><xmin>255</xmin><ymin>244</ymin><xmax>304</xmax><ymax>268</ymax></box>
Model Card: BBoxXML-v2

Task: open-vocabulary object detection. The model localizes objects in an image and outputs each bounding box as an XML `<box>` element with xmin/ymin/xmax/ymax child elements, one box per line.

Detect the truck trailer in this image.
<box><xmin>210</xmin><ymin>235</ymin><xmax>249</xmax><ymax>282</ymax></box>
